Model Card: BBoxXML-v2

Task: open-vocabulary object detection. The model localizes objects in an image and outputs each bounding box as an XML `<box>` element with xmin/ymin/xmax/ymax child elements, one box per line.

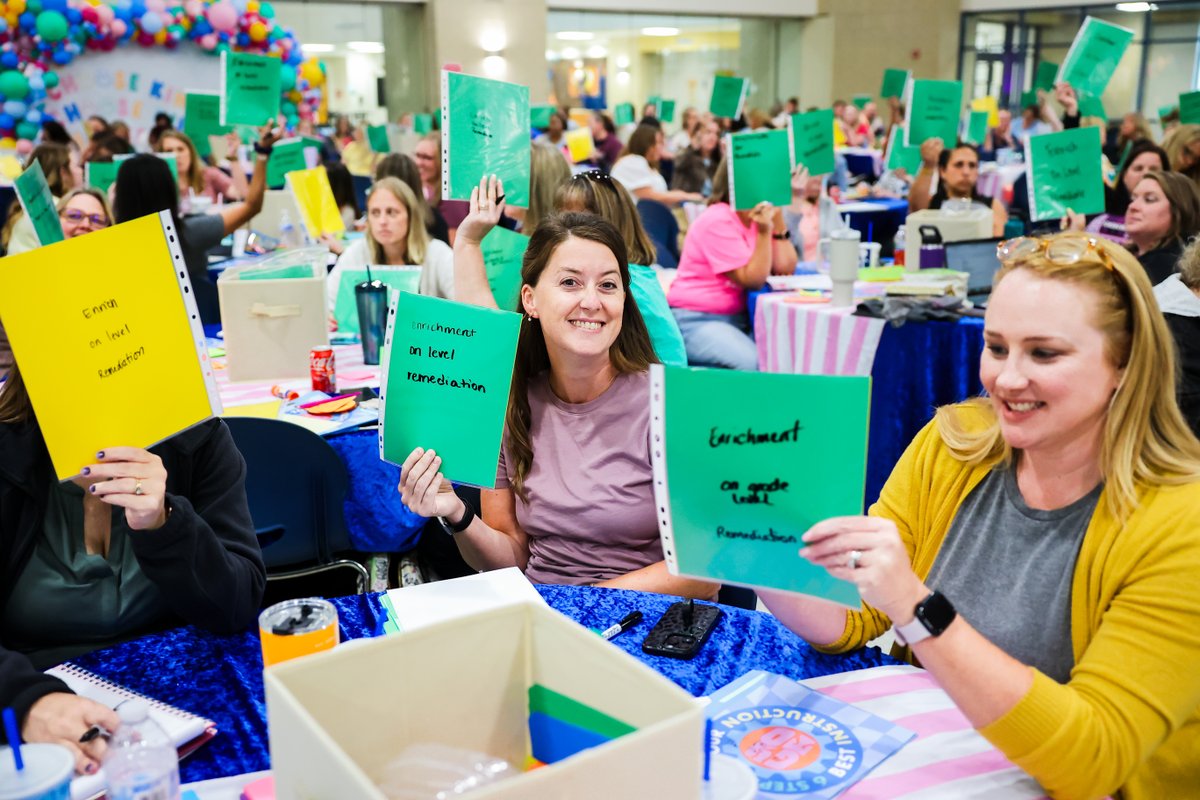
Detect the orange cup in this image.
<box><xmin>259</xmin><ymin>598</ymin><xmax>339</xmax><ymax>668</ymax></box>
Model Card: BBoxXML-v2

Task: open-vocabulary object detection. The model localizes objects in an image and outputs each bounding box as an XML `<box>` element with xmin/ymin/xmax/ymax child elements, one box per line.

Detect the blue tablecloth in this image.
<box><xmin>70</xmin><ymin>587</ymin><xmax>897</xmax><ymax>783</ymax></box>
<box><xmin>839</xmin><ymin>197</ymin><xmax>907</xmax><ymax>247</ymax></box>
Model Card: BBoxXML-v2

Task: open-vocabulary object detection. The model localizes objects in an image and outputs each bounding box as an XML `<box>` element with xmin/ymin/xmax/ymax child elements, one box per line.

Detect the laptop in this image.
<box><xmin>944</xmin><ymin>237</ymin><xmax>1004</xmax><ymax>306</ymax></box>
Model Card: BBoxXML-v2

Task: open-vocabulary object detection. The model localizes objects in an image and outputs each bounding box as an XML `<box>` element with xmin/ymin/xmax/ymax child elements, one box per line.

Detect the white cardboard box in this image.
<box><xmin>265</xmin><ymin>601</ymin><xmax>704</xmax><ymax>799</ymax></box>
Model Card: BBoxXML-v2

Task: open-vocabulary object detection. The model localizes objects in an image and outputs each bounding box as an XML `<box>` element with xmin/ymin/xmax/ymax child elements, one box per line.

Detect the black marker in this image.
<box><xmin>601</xmin><ymin>611</ymin><xmax>644</xmax><ymax>640</ymax></box>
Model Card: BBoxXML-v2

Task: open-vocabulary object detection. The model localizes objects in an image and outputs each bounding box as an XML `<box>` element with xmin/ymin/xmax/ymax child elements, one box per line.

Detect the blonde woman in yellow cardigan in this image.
<box><xmin>761</xmin><ymin>231</ymin><xmax>1200</xmax><ymax>800</ymax></box>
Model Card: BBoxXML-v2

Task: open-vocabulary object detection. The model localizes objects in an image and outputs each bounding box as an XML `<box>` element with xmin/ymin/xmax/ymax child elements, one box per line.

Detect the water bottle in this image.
<box><xmin>278</xmin><ymin>211</ymin><xmax>302</xmax><ymax>249</ymax></box>
<box><xmin>103</xmin><ymin>701</ymin><xmax>180</xmax><ymax>800</ymax></box>
<box><xmin>893</xmin><ymin>225</ymin><xmax>906</xmax><ymax>267</ymax></box>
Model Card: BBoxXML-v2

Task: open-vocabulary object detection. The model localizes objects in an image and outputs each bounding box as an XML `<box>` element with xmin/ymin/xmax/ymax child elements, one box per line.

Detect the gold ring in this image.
<box><xmin>134</xmin><ymin>479</ymin><xmax>144</xmax><ymax>496</ymax></box>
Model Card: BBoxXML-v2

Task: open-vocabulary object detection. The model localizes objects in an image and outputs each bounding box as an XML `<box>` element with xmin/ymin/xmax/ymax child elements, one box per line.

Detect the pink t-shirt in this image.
<box><xmin>667</xmin><ymin>202</ymin><xmax>755</xmax><ymax>315</ymax></box>
<box><xmin>495</xmin><ymin>370</ymin><xmax>661</xmax><ymax>585</ymax></box>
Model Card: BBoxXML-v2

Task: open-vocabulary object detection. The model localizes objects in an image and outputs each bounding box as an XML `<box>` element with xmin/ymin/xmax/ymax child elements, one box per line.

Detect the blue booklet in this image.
<box><xmin>705</xmin><ymin>670</ymin><xmax>915</xmax><ymax>798</ymax></box>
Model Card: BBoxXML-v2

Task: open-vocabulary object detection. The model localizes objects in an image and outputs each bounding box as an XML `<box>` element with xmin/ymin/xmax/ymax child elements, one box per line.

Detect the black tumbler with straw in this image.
<box><xmin>355</xmin><ymin>264</ymin><xmax>390</xmax><ymax>366</ymax></box>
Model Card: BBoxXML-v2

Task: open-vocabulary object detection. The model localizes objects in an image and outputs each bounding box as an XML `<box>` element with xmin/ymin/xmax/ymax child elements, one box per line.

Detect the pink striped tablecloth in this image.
<box><xmin>802</xmin><ymin>665</ymin><xmax>1048</xmax><ymax>799</ymax></box>
<box><xmin>213</xmin><ymin>344</ymin><xmax>382</xmax><ymax>409</ymax></box>
<box><xmin>754</xmin><ymin>293</ymin><xmax>886</xmax><ymax>376</ymax></box>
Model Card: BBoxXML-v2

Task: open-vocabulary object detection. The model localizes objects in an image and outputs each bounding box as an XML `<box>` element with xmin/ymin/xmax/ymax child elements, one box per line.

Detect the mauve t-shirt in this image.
<box><xmin>496</xmin><ymin>370</ymin><xmax>661</xmax><ymax>585</ymax></box>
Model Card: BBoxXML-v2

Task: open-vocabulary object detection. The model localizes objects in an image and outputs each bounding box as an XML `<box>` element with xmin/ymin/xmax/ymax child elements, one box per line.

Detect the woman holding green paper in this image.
<box><xmin>762</xmin><ymin>232</ymin><xmax>1200</xmax><ymax>799</ymax></box>
<box><xmin>402</xmin><ymin>210</ymin><xmax>716</xmax><ymax>598</ymax></box>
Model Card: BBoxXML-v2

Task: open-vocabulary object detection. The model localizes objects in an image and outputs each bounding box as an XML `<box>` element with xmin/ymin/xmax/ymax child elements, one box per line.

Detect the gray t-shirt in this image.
<box><xmin>496</xmin><ymin>370</ymin><xmax>661</xmax><ymax>585</ymax></box>
<box><xmin>925</xmin><ymin>464</ymin><xmax>1102</xmax><ymax>684</ymax></box>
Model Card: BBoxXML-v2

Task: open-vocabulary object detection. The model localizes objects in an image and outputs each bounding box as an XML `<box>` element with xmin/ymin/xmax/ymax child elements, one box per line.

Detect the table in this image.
<box><xmin>70</xmin><ymin>587</ymin><xmax>898</xmax><ymax>784</ymax></box>
<box><xmin>837</xmin><ymin>197</ymin><xmax>907</xmax><ymax>248</ymax></box>
<box><xmin>754</xmin><ymin>295</ymin><xmax>984</xmax><ymax>505</ymax></box>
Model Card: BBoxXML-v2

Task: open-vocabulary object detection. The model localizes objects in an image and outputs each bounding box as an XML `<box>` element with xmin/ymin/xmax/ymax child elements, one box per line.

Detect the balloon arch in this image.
<box><xmin>0</xmin><ymin>0</ymin><xmax>326</xmax><ymax>151</ymax></box>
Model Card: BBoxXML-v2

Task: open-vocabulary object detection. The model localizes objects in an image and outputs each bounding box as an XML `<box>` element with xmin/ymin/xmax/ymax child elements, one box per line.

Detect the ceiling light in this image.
<box><xmin>347</xmin><ymin>41</ymin><xmax>385</xmax><ymax>54</ymax></box>
<box><xmin>641</xmin><ymin>27</ymin><xmax>679</xmax><ymax>37</ymax></box>
<box><xmin>586</xmin><ymin>45</ymin><xmax>607</xmax><ymax>59</ymax></box>
<box><xmin>1115</xmin><ymin>2</ymin><xmax>1156</xmax><ymax>10</ymax></box>
<box><xmin>545</xmin><ymin>49</ymin><xmax>558</xmax><ymax>61</ymax></box>
<box><xmin>556</xmin><ymin>31</ymin><xmax>594</xmax><ymax>41</ymax></box>
<box><xmin>561</xmin><ymin>46</ymin><xmax>580</xmax><ymax>60</ymax></box>
<box><xmin>480</xmin><ymin>29</ymin><xmax>507</xmax><ymax>53</ymax></box>
<box><xmin>616</xmin><ymin>54</ymin><xmax>630</xmax><ymax>69</ymax></box>
<box><xmin>301</xmin><ymin>43</ymin><xmax>335</xmax><ymax>53</ymax></box>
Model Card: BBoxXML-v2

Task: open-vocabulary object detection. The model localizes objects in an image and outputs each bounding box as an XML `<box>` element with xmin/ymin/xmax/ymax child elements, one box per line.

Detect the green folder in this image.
<box><xmin>480</xmin><ymin>226</ymin><xmax>528</xmax><ymax>312</ymax></box>
<box><xmin>333</xmin><ymin>266</ymin><xmax>422</xmax><ymax>334</ymax></box>
<box><xmin>880</xmin><ymin>69</ymin><xmax>908</xmax><ymax>100</ymax></box>
<box><xmin>1058</xmin><ymin>16</ymin><xmax>1134</xmax><ymax>100</ymax></box>
<box><xmin>852</xmin><ymin>94</ymin><xmax>871</xmax><ymax>110</ymax></box>
<box><xmin>789</xmin><ymin>109</ymin><xmax>836</xmax><ymax>176</ymax></box>
<box><xmin>615</xmin><ymin>103</ymin><xmax>635</xmax><ymax>126</ymax></box>
<box><xmin>266</xmin><ymin>138</ymin><xmax>318</xmax><ymax>189</ymax></box>
<box><xmin>367</xmin><ymin>124</ymin><xmax>390</xmax><ymax>154</ymax></box>
<box><xmin>727</xmin><ymin>129</ymin><xmax>792</xmax><ymax>210</ymax></box>
<box><xmin>1026</xmin><ymin>126</ymin><xmax>1105</xmax><ymax>222</ymax></box>
<box><xmin>413</xmin><ymin>113</ymin><xmax>433</xmax><ymax>135</ymax></box>
<box><xmin>1180</xmin><ymin>91</ymin><xmax>1200</xmax><ymax>125</ymax></box>
<box><xmin>441</xmin><ymin>70</ymin><xmax>531</xmax><ymax>208</ymax></box>
<box><xmin>709</xmin><ymin>75</ymin><xmax>748</xmax><ymax>119</ymax></box>
<box><xmin>183</xmin><ymin>93</ymin><xmax>231</xmax><ymax>159</ymax></box>
<box><xmin>85</xmin><ymin>161</ymin><xmax>119</xmax><ymax>194</ymax></box>
<box><xmin>658</xmin><ymin>99</ymin><xmax>676</xmax><ymax>123</ymax></box>
<box><xmin>1078</xmin><ymin>93</ymin><xmax>1106</xmax><ymax>120</ymax></box>
<box><xmin>1020</xmin><ymin>89</ymin><xmax>1039</xmax><ymax>109</ymax></box>
<box><xmin>530</xmin><ymin>104</ymin><xmax>556</xmax><ymax>130</ymax></box>
<box><xmin>907</xmin><ymin>79</ymin><xmax>962</xmax><ymax>148</ymax></box>
<box><xmin>964</xmin><ymin>110</ymin><xmax>989</xmax><ymax>146</ymax></box>
<box><xmin>379</xmin><ymin>292</ymin><xmax>521</xmax><ymax>488</ymax></box>
<box><xmin>1033</xmin><ymin>61</ymin><xmax>1059</xmax><ymax>93</ymax></box>
<box><xmin>649</xmin><ymin>364</ymin><xmax>869</xmax><ymax>606</ymax></box>
<box><xmin>14</xmin><ymin>160</ymin><xmax>63</xmax><ymax>247</ymax></box>
<box><xmin>886</xmin><ymin>137</ymin><xmax>922</xmax><ymax>174</ymax></box>
<box><xmin>220</xmin><ymin>50</ymin><xmax>282</xmax><ymax>127</ymax></box>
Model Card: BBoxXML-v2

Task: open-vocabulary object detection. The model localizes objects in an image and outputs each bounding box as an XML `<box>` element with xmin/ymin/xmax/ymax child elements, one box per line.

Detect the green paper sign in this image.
<box><xmin>1113</xmin><ymin>139</ymin><xmax>1133</xmax><ymax>176</ymax></box>
<box><xmin>480</xmin><ymin>226</ymin><xmax>528</xmax><ymax>312</ymax></box>
<box><xmin>220</xmin><ymin>50</ymin><xmax>282</xmax><ymax>127</ymax></box>
<box><xmin>964</xmin><ymin>110</ymin><xmax>990</xmax><ymax>146</ymax></box>
<box><xmin>1020</xmin><ymin>90</ymin><xmax>1039</xmax><ymax>109</ymax></box>
<box><xmin>1180</xmin><ymin>91</ymin><xmax>1200</xmax><ymax>125</ymax></box>
<box><xmin>709</xmin><ymin>75</ymin><xmax>749</xmax><ymax>119</ymax></box>
<box><xmin>333</xmin><ymin>266</ymin><xmax>422</xmax><ymax>334</ymax></box>
<box><xmin>1058</xmin><ymin>16</ymin><xmax>1134</xmax><ymax>100</ymax></box>
<box><xmin>14</xmin><ymin>160</ymin><xmax>63</xmax><ymax>247</ymax></box>
<box><xmin>649</xmin><ymin>364</ymin><xmax>869</xmax><ymax>606</ymax></box>
<box><xmin>852</xmin><ymin>94</ymin><xmax>871</xmax><ymax>110</ymax></box>
<box><xmin>886</xmin><ymin>139</ymin><xmax>922</xmax><ymax>174</ymax></box>
<box><xmin>727</xmin><ymin>129</ymin><xmax>792</xmax><ymax>210</ymax></box>
<box><xmin>658</xmin><ymin>99</ymin><xmax>676</xmax><ymax>123</ymax></box>
<box><xmin>531</xmin><ymin>104</ymin><xmax>555</xmax><ymax>129</ymax></box>
<box><xmin>441</xmin><ymin>70</ymin><xmax>531</xmax><ymax>208</ymax></box>
<box><xmin>183</xmin><ymin>93</ymin><xmax>231</xmax><ymax>159</ymax></box>
<box><xmin>85</xmin><ymin>161</ymin><xmax>119</xmax><ymax>194</ymax></box>
<box><xmin>1033</xmin><ymin>61</ymin><xmax>1059</xmax><ymax>93</ymax></box>
<box><xmin>379</xmin><ymin>292</ymin><xmax>521</xmax><ymax>488</ymax></box>
<box><xmin>1158</xmin><ymin>104</ymin><xmax>1178</xmax><ymax>120</ymax></box>
<box><xmin>1027</xmin><ymin>126</ymin><xmax>1105</xmax><ymax>222</ymax></box>
<box><xmin>367</xmin><ymin>124</ymin><xmax>390</xmax><ymax>154</ymax></box>
<box><xmin>1078</xmin><ymin>93</ymin><xmax>1106</xmax><ymax>120</ymax></box>
<box><xmin>907</xmin><ymin>79</ymin><xmax>962</xmax><ymax>148</ymax></box>
<box><xmin>615</xmin><ymin>103</ymin><xmax>635</xmax><ymax>126</ymax></box>
<box><xmin>413</xmin><ymin>113</ymin><xmax>433</xmax><ymax>135</ymax></box>
<box><xmin>789</xmin><ymin>109</ymin><xmax>836</xmax><ymax>176</ymax></box>
<box><xmin>880</xmin><ymin>69</ymin><xmax>908</xmax><ymax>100</ymax></box>
<box><xmin>266</xmin><ymin>138</ymin><xmax>318</xmax><ymax>189</ymax></box>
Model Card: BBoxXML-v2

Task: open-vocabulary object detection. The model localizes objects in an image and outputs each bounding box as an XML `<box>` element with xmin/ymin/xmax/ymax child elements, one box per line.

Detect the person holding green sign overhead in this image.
<box><xmin>401</xmin><ymin>212</ymin><xmax>717</xmax><ymax>598</ymax></box>
<box><xmin>327</xmin><ymin>177</ymin><xmax>455</xmax><ymax>317</ymax></box>
<box><xmin>761</xmin><ymin>232</ymin><xmax>1200</xmax><ymax>799</ymax></box>
<box><xmin>909</xmin><ymin>141</ymin><xmax>1007</xmax><ymax>237</ymax></box>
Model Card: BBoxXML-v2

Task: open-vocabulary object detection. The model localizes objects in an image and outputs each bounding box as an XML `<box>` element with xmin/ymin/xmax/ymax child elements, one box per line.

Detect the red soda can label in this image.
<box><xmin>310</xmin><ymin>347</ymin><xmax>337</xmax><ymax>394</ymax></box>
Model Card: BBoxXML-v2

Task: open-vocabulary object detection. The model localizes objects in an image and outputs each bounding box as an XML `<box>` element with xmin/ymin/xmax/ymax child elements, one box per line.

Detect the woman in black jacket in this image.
<box><xmin>0</xmin><ymin>365</ymin><xmax>264</xmax><ymax>775</ymax></box>
<box><xmin>1155</xmin><ymin>238</ymin><xmax>1200</xmax><ymax>437</ymax></box>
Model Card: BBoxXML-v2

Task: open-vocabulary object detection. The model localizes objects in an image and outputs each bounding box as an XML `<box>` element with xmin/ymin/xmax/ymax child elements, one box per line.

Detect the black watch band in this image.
<box><xmin>438</xmin><ymin>501</ymin><xmax>475</xmax><ymax>535</ymax></box>
<box><xmin>254</xmin><ymin>142</ymin><xmax>274</xmax><ymax>157</ymax></box>
<box><xmin>772</xmin><ymin>230</ymin><xmax>791</xmax><ymax>240</ymax></box>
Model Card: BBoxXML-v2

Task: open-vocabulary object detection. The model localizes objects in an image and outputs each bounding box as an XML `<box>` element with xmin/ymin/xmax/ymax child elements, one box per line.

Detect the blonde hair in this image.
<box><xmin>526</xmin><ymin>143</ymin><xmax>571</xmax><ymax>232</ymax></box>
<box><xmin>1163</xmin><ymin>124</ymin><xmax>1200</xmax><ymax>173</ymax></box>
<box><xmin>364</xmin><ymin>177</ymin><xmax>429</xmax><ymax>266</ymax></box>
<box><xmin>935</xmin><ymin>232</ymin><xmax>1200</xmax><ymax>520</ymax></box>
<box><xmin>1179</xmin><ymin>236</ymin><xmax>1200</xmax><ymax>291</ymax></box>
<box><xmin>56</xmin><ymin>187</ymin><xmax>112</xmax><ymax>224</ymax></box>
<box><xmin>554</xmin><ymin>171</ymin><xmax>658</xmax><ymax>266</ymax></box>
<box><xmin>155</xmin><ymin>130</ymin><xmax>204</xmax><ymax>195</ymax></box>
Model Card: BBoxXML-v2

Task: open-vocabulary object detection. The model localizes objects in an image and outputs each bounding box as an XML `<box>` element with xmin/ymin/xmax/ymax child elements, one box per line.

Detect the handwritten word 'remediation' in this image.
<box><xmin>708</xmin><ymin>420</ymin><xmax>803</xmax><ymax>448</ymax></box>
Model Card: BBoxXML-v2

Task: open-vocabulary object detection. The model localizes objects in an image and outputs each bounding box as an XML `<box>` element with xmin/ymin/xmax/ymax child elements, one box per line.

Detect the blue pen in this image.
<box><xmin>3</xmin><ymin>707</ymin><xmax>23</xmax><ymax>771</ymax></box>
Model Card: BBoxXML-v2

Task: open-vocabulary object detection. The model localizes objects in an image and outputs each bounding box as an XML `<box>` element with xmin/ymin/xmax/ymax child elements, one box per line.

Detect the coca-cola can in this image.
<box><xmin>310</xmin><ymin>346</ymin><xmax>337</xmax><ymax>394</ymax></box>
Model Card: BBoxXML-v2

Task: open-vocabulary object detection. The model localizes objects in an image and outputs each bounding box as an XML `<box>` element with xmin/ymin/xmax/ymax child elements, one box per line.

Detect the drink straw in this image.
<box><xmin>2</xmin><ymin>707</ymin><xmax>23</xmax><ymax>771</ymax></box>
<box><xmin>702</xmin><ymin>718</ymin><xmax>712</xmax><ymax>781</ymax></box>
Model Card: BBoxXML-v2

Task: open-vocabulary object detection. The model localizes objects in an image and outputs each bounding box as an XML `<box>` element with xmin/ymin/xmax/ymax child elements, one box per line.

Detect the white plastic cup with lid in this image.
<box><xmin>701</xmin><ymin>753</ymin><xmax>758</xmax><ymax>800</ymax></box>
<box><xmin>0</xmin><ymin>744</ymin><xmax>73</xmax><ymax>800</ymax></box>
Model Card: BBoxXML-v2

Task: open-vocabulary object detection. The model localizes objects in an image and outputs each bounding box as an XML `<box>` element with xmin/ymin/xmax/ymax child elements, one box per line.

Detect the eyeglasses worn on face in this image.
<box><xmin>60</xmin><ymin>209</ymin><xmax>110</xmax><ymax>228</ymax></box>
<box><xmin>996</xmin><ymin>236</ymin><xmax>1115</xmax><ymax>271</ymax></box>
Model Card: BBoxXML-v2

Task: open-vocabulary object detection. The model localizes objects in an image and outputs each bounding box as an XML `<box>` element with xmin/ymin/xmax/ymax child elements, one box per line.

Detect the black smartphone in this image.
<box><xmin>642</xmin><ymin>600</ymin><xmax>723</xmax><ymax>659</ymax></box>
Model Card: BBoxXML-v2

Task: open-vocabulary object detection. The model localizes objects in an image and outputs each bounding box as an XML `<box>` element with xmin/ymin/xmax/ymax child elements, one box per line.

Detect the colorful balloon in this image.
<box><xmin>41</xmin><ymin>69</ymin><xmax>57</xmax><ymax>88</ymax></box>
<box><xmin>34</xmin><ymin>9</ymin><xmax>67</xmax><ymax>41</ymax></box>
<box><xmin>0</xmin><ymin>69</ymin><xmax>29</xmax><ymax>99</ymax></box>
<box><xmin>15</xmin><ymin>119</ymin><xmax>37</xmax><ymax>139</ymax></box>
<box><xmin>109</xmin><ymin>17</ymin><xmax>126</xmax><ymax>36</ymax></box>
<box><xmin>248</xmin><ymin>20</ymin><xmax>265</xmax><ymax>42</ymax></box>
<box><xmin>139</xmin><ymin>9</ymin><xmax>162</xmax><ymax>32</ymax></box>
<box><xmin>206</xmin><ymin>0</ymin><xmax>235</xmax><ymax>32</ymax></box>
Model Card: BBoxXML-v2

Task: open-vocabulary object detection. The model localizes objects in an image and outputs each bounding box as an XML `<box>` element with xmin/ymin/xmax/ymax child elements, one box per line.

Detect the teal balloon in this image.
<box><xmin>42</xmin><ymin>70</ymin><xmax>59</xmax><ymax>89</ymax></box>
<box><xmin>259</xmin><ymin>0</ymin><xmax>274</xmax><ymax>17</ymax></box>
<box><xmin>0</xmin><ymin>70</ymin><xmax>30</xmax><ymax>100</ymax></box>
<box><xmin>35</xmin><ymin>10</ymin><xmax>69</xmax><ymax>42</ymax></box>
<box><xmin>16</xmin><ymin>120</ymin><xmax>39</xmax><ymax>140</ymax></box>
<box><xmin>280</xmin><ymin>100</ymin><xmax>296</xmax><ymax>116</ymax></box>
<box><xmin>286</xmin><ymin>113</ymin><xmax>299</xmax><ymax>128</ymax></box>
<box><xmin>279</xmin><ymin>63</ymin><xmax>295</xmax><ymax>91</ymax></box>
<box><xmin>27</xmin><ymin>0</ymin><xmax>43</xmax><ymax>13</ymax></box>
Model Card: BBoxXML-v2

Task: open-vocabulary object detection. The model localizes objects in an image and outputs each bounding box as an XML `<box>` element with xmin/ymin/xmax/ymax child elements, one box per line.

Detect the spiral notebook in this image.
<box><xmin>46</xmin><ymin>664</ymin><xmax>217</xmax><ymax>800</ymax></box>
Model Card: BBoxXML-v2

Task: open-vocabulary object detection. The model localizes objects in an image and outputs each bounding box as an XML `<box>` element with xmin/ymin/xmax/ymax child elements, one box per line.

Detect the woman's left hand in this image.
<box><xmin>800</xmin><ymin>516</ymin><xmax>928</xmax><ymax>621</ymax></box>
<box><xmin>82</xmin><ymin>448</ymin><xmax>169</xmax><ymax>531</ymax></box>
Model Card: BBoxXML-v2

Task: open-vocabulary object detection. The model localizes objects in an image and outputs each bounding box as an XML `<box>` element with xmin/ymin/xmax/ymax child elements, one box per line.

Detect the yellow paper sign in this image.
<box><xmin>833</xmin><ymin>118</ymin><xmax>847</xmax><ymax>147</ymax></box>
<box><xmin>971</xmin><ymin>96</ymin><xmax>1000</xmax><ymax>128</ymax></box>
<box><xmin>565</xmin><ymin>128</ymin><xmax>594</xmax><ymax>163</ymax></box>
<box><xmin>568</xmin><ymin>108</ymin><xmax>592</xmax><ymax>131</ymax></box>
<box><xmin>0</xmin><ymin>212</ymin><xmax>220</xmax><ymax>479</ymax></box>
<box><xmin>287</xmin><ymin>166</ymin><xmax>346</xmax><ymax>239</ymax></box>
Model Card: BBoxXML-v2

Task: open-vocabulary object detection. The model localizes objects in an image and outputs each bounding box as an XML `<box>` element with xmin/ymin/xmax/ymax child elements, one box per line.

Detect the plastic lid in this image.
<box><xmin>118</xmin><ymin>700</ymin><xmax>150</xmax><ymax>725</ymax></box>
<box><xmin>0</xmin><ymin>744</ymin><xmax>73</xmax><ymax>799</ymax></box>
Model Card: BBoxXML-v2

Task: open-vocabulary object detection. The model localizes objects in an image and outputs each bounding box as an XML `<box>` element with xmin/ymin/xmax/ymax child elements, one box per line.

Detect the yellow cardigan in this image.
<box><xmin>819</xmin><ymin>406</ymin><xmax>1200</xmax><ymax>799</ymax></box>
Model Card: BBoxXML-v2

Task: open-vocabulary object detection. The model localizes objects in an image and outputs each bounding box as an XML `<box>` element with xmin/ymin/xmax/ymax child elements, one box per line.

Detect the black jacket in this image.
<box><xmin>1138</xmin><ymin>239</ymin><xmax>1184</xmax><ymax>287</ymax></box>
<box><xmin>0</xmin><ymin>418</ymin><xmax>265</xmax><ymax>738</ymax></box>
<box><xmin>1165</xmin><ymin>313</ymin><xmax>1200</xmax><ymax>438</ymax></box>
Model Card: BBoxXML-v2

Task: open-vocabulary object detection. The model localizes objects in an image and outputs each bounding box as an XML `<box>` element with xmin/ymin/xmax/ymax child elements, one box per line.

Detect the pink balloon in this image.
<box><xmin>145</xmin><ymin>0</ymin><xmax>165</xmax><ymax>11</ymax></box>
<box><xmin>110</xmin><ymin>18</ymin><xmax>127</xmax><ymax>37</ymax></box>
<box><xmin>185</xmin><ymin>1</ymin><xmax>202</xmax><ymax>17</ymax></box>
<box><xmin>206</xmin><ymin>1</ymin><xmax>238</xmax><ymax>33</ymax></box>
<box><xmin>200</xmin><ymin>32</ymin><xmax>217</xmax><ymax>49</ymax></box>
<box><xmin>96</xmin><ymin>5</ymin><xmax>114</xmax><ymax>25</ymax></box>
<box><xmin>15</xmin><ymin>139</ymin><xmax>32</xmax><ymax>156</ymax></box>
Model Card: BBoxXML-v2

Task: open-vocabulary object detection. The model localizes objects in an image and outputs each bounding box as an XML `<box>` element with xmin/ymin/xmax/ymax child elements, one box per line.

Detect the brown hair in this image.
<box><xmin>364</xmin><ymin>177</ymin><xmax>429</xmax><ymax>266</ymax></box>
<box><xmin>416</xmin><ymin>133</ymin><xmax>442</xmax><ymax>206</ymax></box>
<box><xmin>1163</xmin><ymin>124</ymin><xmax>1200</xmax><ymax>176</ymax></box>
<box><xmin>155</xmin><ymin>130</ymin><xmax>204</xmax><ymax>195</ymax></box>
<box><xmin>0</xmin><ymin>363</ymin><xmax>30</xmax><ymax>423</ymax></box>
<box><xmin>526</xmin><ymin>143</ymin><xmax>572</xmax><ymax>233</ymax></box>
<box><xmin>374</xmin><ymin>152</ymin><xmax>434</xmax><ymax>232</ymax></box>
<box><xmin>28</xmin><ymin>143</ymin><xmax>73</xmax><ymax>197</ymax></box>
<box><xmin>622</xmin><ymin>124</ymin><xmax>662</xmax><ymax>168</ymax></box>
<box><xmin>935</xmin><ymin>232</ymin><xmax>1200</xmax><ymax>520</ymax></box>
<box><xmin>708</xmin><ymin>154</ymin><xmax>730</xmax><ymax>205</ymax></box>
<box><xmin>554</xmin><ymin>171</ymin><xmax>657</xmax><ymax>266</ymax></box>
<box><xmin>505</xmin><ymin>213</ymin><xmax>658</xmax><ymax>501</ymax></box>
<box><xmin>1131</xmin><ymin>171</ymin><xmax>1200</xmax><ymax>254</ymax></box>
